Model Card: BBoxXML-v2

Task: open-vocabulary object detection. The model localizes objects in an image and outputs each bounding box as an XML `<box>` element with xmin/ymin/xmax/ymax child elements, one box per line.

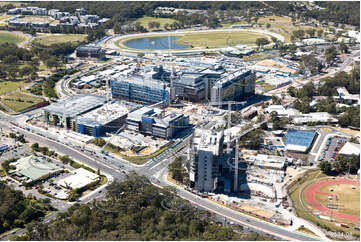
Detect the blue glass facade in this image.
<box><xmin>111</xmin><ymin>79</ymin><xmax>169</xmax><ymax>104</ymax></box>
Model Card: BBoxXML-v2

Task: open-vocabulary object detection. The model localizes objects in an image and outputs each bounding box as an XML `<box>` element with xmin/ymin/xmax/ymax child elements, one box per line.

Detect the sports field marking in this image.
<box><xmin>304</xmin><ymin>178</ymin><xmax>360</xmax><ymax>223</ymax></box>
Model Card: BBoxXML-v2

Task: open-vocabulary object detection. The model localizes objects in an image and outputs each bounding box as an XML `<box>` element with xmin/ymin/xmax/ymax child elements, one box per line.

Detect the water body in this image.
<box><xmin>124</xmin><ymin>36</ymin><xmax>189</xmax><ymax>50</ymax></box>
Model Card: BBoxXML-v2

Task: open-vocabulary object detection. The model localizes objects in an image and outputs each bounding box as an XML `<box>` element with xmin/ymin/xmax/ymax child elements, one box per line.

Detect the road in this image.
<box><xmin>0</xmin><ymin>110</ymin><xmax>321</xmax><ymax>241</ymax></box>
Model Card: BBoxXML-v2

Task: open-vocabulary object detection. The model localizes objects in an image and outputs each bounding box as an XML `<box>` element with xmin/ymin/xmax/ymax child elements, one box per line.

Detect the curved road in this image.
<box><xmin>0</xmin><ymin>110</ymin><xmax>319</xmax><ymax>241</ymax></box>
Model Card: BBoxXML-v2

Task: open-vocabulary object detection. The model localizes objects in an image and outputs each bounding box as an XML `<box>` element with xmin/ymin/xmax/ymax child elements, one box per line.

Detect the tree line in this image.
<box><xmin>15</xmin><ymin>174</ymin><xmax>274</xmax><ymax>241</ymax></box>
<box><xmin>0</xmin><ymin>181</ymin><xmax>53</xmax><ymax>234</ymax></box>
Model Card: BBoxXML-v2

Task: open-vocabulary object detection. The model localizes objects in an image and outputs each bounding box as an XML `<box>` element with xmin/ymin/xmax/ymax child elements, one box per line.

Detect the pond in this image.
<box><xmin>123</xmin><ymin>36</ymin><xmax>190</xmax><ymax>50</ymax></box>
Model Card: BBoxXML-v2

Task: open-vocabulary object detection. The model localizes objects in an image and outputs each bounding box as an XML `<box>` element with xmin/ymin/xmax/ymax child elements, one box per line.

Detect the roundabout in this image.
<box><xmin>104</xmin><ymin>28</ymin><xmax>285</xmax><ymax>53</ymax></box>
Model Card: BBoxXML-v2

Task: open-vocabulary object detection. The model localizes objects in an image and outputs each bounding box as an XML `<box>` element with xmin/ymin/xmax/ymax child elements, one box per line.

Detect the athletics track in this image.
<box><xmin>304</xmin><ymin>178</ymin><xmax>360</xmax><ymax>223</ymax></box>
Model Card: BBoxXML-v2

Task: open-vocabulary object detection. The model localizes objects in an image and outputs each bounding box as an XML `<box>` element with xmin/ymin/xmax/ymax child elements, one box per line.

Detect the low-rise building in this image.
<box><xmin>75</xmin><ymin>100</ymin><xmax>141</xmax><ymax>137</ymax></box>
<box><xmin>284</xmin><ymin>129</ymin><xmax>316</xmax><ymax>153</ymax></box>
<box><xmin>57</xmin><ymin>168</ymin><xmax>99</xmax><ymax>190</ymax></box>
<box><xmin>252</xmin><ymin>154</ymin><xmax>286</xmax><ymax>170</ymax></box>
<box><xmin>9</xmin><ymin>155</ymin><xmax>63</xmax><ymax>184</ymax></box>
<box><xmin>43</xmin><ymin>94</ymin><xmax>107</xmax><ymax>129</ymax></box>
<box><xmin>126</xmin><ymin>107</ymin><xmax>189</xmax><ymax>139</ymax></box>
<box><xmin>76</xmin><ymin>45</ymin><xmax>105</xmax><ymax>59</ymax></box>
<box><xmin>292</xmin><ymin>112</ymin><xmax>337</xmax><ymax>124</ymax></box>
<box><xmin>339</xmin><ymin>142</ymin><xmax>360</xmax><ymax>156</ymax></box>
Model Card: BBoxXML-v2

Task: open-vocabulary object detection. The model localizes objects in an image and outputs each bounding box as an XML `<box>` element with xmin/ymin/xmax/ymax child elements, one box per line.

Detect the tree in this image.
<box><xmin>307</xmin><ymin>28</ymin><xmax>316</xmax><ymax>37</ymax></box>
<box><xmin>163</xmin><ymin>23</ymin><xmax>169</xmax><ymax>30</ymax></box>
<box><xmin>3</xmin><ymin>55</ymin><xmax>18</xmax><ymax>65</ymax></box>
<box><xmin>19</xmin><ymin>66</ymin><xmax>34</xmax><ymax>77</ymax></box>
<box><xmin>255</xmin><ymin>38</ymin><xmax>270</xmax><ymax>48</ymax></box>
<box><xmin>319</xmin><ymin>161</ymin><xmax>332</xmax><ymax>174</ymax></box>
<box><xmin>31</xmin><ymin>143</ymin><xmax>39</xmax><ymax>151</ymax></box>
<box><xmin>169</xmin><ymin>156</ymin><xmax>186</xmax><ymax>183</ymax></box>
<box><xmin>288</xmin><ymin>86</ymin><xmax>297</xmax><ymax>97</ymax></box>
<box><xmin>332</xmin><ymin>157</ymin><xmax>348</xmax><ymax>173</ymax></box>
<box><xmin>154</xmin><ymin>21</ymin><xmax>160</xmax><ymax>29</ymax></box>
<box><xmin>266</xmin><ymin>23</ymin><xmax>271</xmax><ymax>28</ymax></box>
<box><xmin>45</xmin><ymin>56</ymin><xmax>58</xmax><ymax>70</ymax></box>
<box><xmin>324</xmin><ymin>46</ymin><xmax>338</xmax><ymax>64</ymax></box>
<box><xmin>301</xmin><ymin>55</ymin><xmax>323</xmax><ymax>75</ymax></box>
<box><xmin>148</xmin><ymin>21</ymin><xmax>155</xmax><ymax>29</ymax></box>
<box><xmin>339</xmin><ymin>42</ymin><xmax>348</xmax><ymax>54</ymax></box>
<box><xmin>317</xmin><ymin>29</ymin><xmax>324</xmax><ymax>38</ymax></box>
<box><xmin>272</xmin><ymin>95</ymin><xmax>281</xmax><ymax>105</ymax></box>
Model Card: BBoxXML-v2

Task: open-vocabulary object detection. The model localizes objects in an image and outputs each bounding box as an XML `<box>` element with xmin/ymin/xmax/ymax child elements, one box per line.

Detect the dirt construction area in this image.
<box><xmin>256</xmin><ymin>59</ymin><xmax>297</xmax><ymax>74</ymax></box>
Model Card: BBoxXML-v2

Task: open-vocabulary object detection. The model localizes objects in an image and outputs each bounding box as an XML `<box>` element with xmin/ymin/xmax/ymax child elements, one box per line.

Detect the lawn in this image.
<box><xmin>315</xmin><ymin>184</ymin><xmax>360</xmax><ymax>218</ymax></box>
<box><xmin>336</xmin><ymin>128</ymin><xmax>360</xmax><ymax>136</ymax></box>
<box><xmin>0</xmin><ymin>32</ymin><xmax>26</xmax><ymax>45</ymax></box>
<box><xmin>105</xmin><ymin>141</ymin><xmax>173</xmax><ymax>165</ymax></box>
<box><xmin>174</xmin><ymin>31</ymin><xmax>270</xmax><ymax>47</ymax></box>
<box><xmin>0</xmin><ymin>2</ymin><xmax>28</xmax><ymax>7</ymax></box>
<box><xmin>288</xmin><ymin>170</ymin><xmax>360</xmax><ymax>238</ymax></box>
<box><xmin>133</xmin><ymin>16</ymin><xmax>177</xmax><ymax>30</ymax></box>
<box><xmin>320</xmin><ymin>128</ymin><xmax>332</xmax><ymax>133</ymax></box>
<box><xmin>0</xmin><ymin>81</ymin><xmax>28</xmax><ymax>95</ymax></box>
<box><xmin>33</xmin><ymin>34</ymin><xmax>87</xmax><ymax>46</ymax></box>
<box><xmin>0</xmin><ymin>15</ymin><xmax>10</xmax><ymax>21</ymax></box>
<box><xmin>259</xmin><ymin>83</ymin><xmax>274</xmax><ymax>92</ymax></box>
<box><xmin>0</xmin><ymin>91</ymin><xmax>44</xmax><ymax>112</ymax></box>
<box><xmin>117</xmin><ymin>30</ymin><xmax>271</xmax><ymax>50</ymax></box>
<box><xmin>224</xmin><ymin>15</ymin><xmax>327</xmax><ymax>43</ymax></box>
<box><xmin>20</xmin><ymin>16</ymin><xmax>52</xmax><ymax>23</ymax></box>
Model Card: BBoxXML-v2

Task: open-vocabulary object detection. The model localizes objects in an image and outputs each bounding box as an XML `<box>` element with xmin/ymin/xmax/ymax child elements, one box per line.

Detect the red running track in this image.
<box><xmin>304</xmin><ymin>178</ymin><xmax>360</xmax><ymax>223</ymax></box>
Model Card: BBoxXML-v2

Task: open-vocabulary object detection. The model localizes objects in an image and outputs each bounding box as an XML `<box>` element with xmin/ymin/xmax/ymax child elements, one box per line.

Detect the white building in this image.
<box><xmin>57</xmin><ymin>168</ymin><xmax>99</xmax><ymax>190</ymax></box>
<box><xmin>301</xmin><ymin>38</ymin><xmax>328</xmax><ymax>45</ymax></box>
<box><xmin>337</xmin><ymin>87</ymin><xmax>360</xmax><ymax>104</ymax></box>
<box><xmin>292</xmin><ymin>112</ymin><xmax>338</xmax><ymax>124</ymax></box>
<box><xmin>264</xmin><ymin>105</ymin><xmax>288</xmax><ymax>117</ymax></box>
<box><xmin>339</xmin><ymin>142</ymin><xmax>360</xmax><ymax>156</ymax></box>
<box><xmin>189</xmin><ymin>129</ymin><xmax>224</xmax><ymax>192</ymax></box>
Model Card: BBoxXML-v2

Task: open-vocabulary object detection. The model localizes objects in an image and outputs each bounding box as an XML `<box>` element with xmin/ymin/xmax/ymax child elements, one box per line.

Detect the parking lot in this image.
<box><xmin>319</xmin><ymin>135</ymin><xmax>348</xmax><ymax>162</ymax></box>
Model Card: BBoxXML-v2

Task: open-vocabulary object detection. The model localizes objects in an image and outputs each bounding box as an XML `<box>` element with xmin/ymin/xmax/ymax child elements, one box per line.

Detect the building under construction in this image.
<box><xmin>210</xmin><ymin>69</ymin><xmax>256</xmax><ymax>103</ymax></box>
<box><xmin>110</xmin><ymin>77</ymin><xmax>169</xmax><ymax>104</ymax></box>
<box><xmin>43</xmin><ymin>94</ymin><xmax>141</xmax><ymax>137</ymax></box>
<box><xmin>126</xmin><ymin>106</ymin><xmax>190</xmax><ymax>139</ymax></box>
<box><xmin>43</xmin><ymin>94</ymin><xmax>106</xmax><ymax>129</ymax></box>
<box><xmin>189</xmin><ymin>128</ymin><xmax>246</xmax><ymax>193</ymax></box>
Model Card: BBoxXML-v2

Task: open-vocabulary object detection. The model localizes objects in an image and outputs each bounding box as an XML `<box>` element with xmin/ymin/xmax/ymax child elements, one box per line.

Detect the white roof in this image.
<box><xmin>339</xmin><ymin>142</ymin><xmax>360</xmax><ymax>156</ymax></box>
<box><xmin>286</xmin><ymin>144</ymin><xmax>308</xmax><ymax>152</ymax></box>
<box><xmin>57</xmin><ymin>168</ymin><xmax>99</xmax><ymax>190</ymax></box>
<box><xmin>265</xmin><ymin>105</ymin><xmax>287</xmax><ymax>116</ymax></box>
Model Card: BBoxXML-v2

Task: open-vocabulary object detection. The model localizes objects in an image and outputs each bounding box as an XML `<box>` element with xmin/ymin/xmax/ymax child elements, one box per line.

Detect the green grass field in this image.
<box><xmin>0</xmin><ymin>32</ymin><xmax>26</xmax><ymax>45</ymax></box>
<box><xmin>33</xmin><ymin>34</ymin><xmax>87</xmax><ymax>46</ymax></box>
<box><xmin>174</xmin><ymin>31</ymin><xmax>269</xmax><ymax>47</ymax></box>
<box><xmin>0</xmin><ymin>81</ymin><xmax>28</xmax><ymax>95</ymax></box>
<box><xmin>0</xmin><ymin>91</ymin><xmax>43</xmax><ymax>112</ymax></box>
<box><xmin>0</xmin><ymin>15</ymin><xmax>10</xmax><ymax>21</ymax></box>
<box><xmin>0</xmin><ymin>2</ymin><xmax>28</xmax><ymax>7</ymax></box>
<box><xmin>224</xmin><ymin>15</ymin><xmax>326</xmax><ymax>43</ymax></box>
<box><xmin>116</xmin><ymin>30</ymin><xmax>270</xmax><ymax>50</ymax></box>
<box><xmin>259</xmin><ymin>83</ymin><xmax>274</xmax><ymax>92</ymax></box>
<box><xmin>105</xmin><ymin>141</ymin><xmax>173</xmax><ymax>165</ymax></box>
<box><xmin>288</xmin><ymin>170</ymin><xmax>360</xmax><ymax>238</ymax></box>
<box><xmin>20</xmin><ymin>16</ymin><xmax>52</xmax><ymax>23</ymax></box>
<box><xmin>315</xmin><ymin>184</ymin><xmax>360</xmax><ymax>218</ymax></box>
<box><xmin>133</xmin><ymin>16</ymin><xmax>177</xmax><ymax>30</ymax></box>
